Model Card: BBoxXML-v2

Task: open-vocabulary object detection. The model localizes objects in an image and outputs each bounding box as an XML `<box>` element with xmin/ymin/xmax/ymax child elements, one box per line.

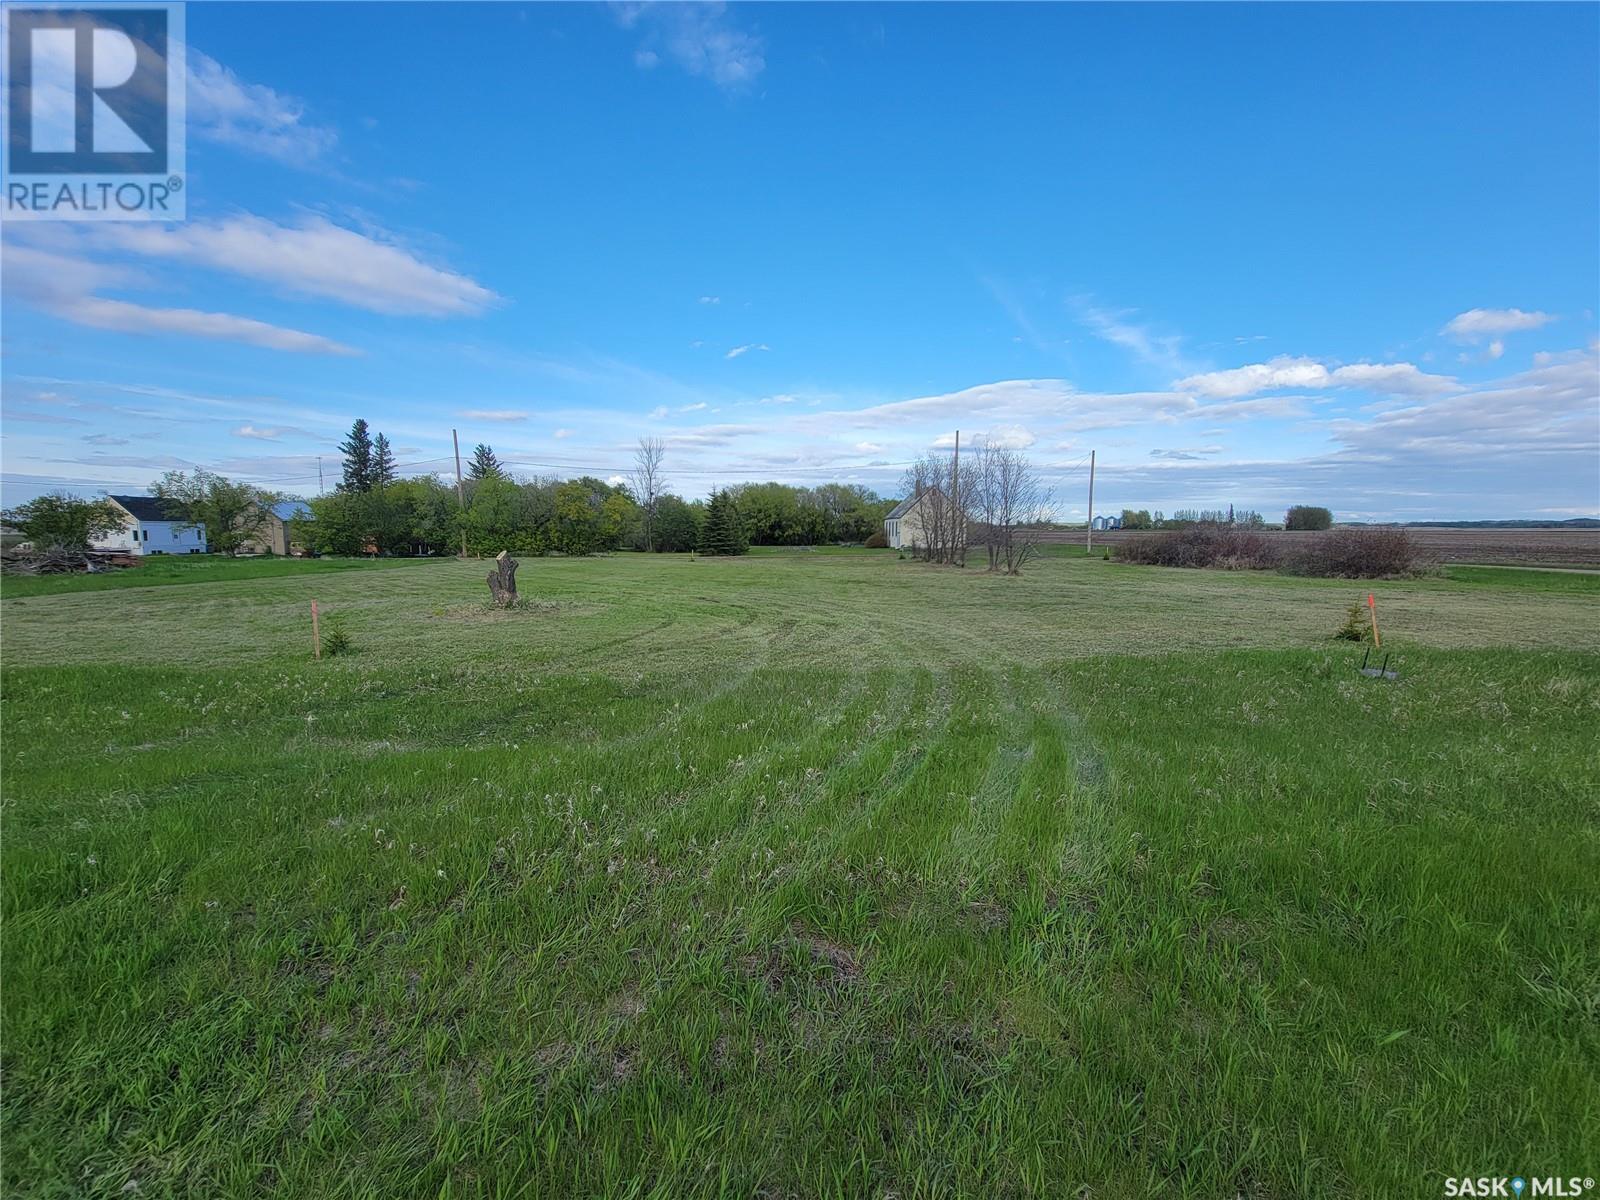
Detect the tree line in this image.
<box><xmin>2</xmin><ymin>421</ymin><xmax>907</xmax><ymax>561</ymax></box>
<box><xmin>1114</xmin><ymin>506</ymin><xmax>1333</xmax><ymax>530</ymax></box>
<box><xmin>1118</xmin><ymin>507</ymin><xmax>1267</xmax><ymax>530</ymax></box>
<box><xmin>300</xmin><ymin>425</ymin><xmax>896</xmax><ymax>557</ymax></box>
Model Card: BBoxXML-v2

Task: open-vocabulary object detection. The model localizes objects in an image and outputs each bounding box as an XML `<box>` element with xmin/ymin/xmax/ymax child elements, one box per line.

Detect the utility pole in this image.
<box><xmin>1085</xmin><ymin>449</ymin><xmax>1096</xmax><ymax>554</ymax></box>
<box><xmin>452</xmin><ymin>427</ymin><xmax>467</xmax><ymax>557</ymax></box>
<box><xmin>317</xmin><ymin>456</ymin><xmax>324</xmax><ymax>495</ymax></box>
<box><xmin>950</xmin><ymin>429</ymin><xmax>960</xmax><ymax>566</ymax></box>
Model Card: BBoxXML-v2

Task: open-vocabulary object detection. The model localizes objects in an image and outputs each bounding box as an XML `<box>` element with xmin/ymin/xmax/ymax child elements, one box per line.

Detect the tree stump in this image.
<box><xmin>486</xmin><ymin>550</ymin><xmax>519</xmax><ymax>607</ymax></box>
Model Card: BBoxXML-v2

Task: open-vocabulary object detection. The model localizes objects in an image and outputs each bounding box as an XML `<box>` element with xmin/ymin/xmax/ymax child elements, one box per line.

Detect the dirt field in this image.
<box><xmin>1043</xmin><ymin>526</ymin><xmax>1600</xmax><ymax>566</ymax></box>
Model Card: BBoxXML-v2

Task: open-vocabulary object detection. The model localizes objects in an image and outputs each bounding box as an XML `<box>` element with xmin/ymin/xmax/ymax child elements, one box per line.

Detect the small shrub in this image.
<box><xmin>1286</xmin><ymin>527</ymin><xmax>1420</xmax><ymax>578</ymax></box>
<box><xmin>1114</xmin><ymin>523</ymin><xmax>1281</xmax><ymax>570</ymax></box>
<box><xmin>863</xmin><ymin>530</ymin><xmax>889</xmax><ymax>549</ymax></box>
<box><xmin>320</xmin><ymin>616</ymin><xmax>354</xmax><ymax>657</ymax></box>
<box><xmin>1334</xmin><ymin>602</ymin><xmax>1372</xmax><ymax>642</ymax></box>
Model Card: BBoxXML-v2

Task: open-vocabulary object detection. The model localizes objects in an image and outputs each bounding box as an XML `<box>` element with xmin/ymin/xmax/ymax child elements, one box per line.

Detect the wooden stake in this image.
<box><xmin>1367</xmin><ymin>592</ymin><xmax>1381</xmax><ymax>647</ymax></box>
<box><xmin>311</xmin><ymin>599</ymin><xmax>322</xmax><ymax>659</ymax></box>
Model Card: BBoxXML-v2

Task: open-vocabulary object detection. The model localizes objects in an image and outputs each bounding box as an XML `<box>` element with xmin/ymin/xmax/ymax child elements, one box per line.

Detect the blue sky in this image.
<box><xmin>4</xmin><ymin>1</ymin><xmax>1597</xmax><ymax>520</ymax></box>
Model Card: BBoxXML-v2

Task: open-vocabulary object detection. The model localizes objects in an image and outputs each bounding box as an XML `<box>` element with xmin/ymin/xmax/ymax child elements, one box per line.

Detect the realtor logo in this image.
<box><xmin>3</xmin><ymin>2</ymin><xmax>185</xmax><ymax>219</ymax></box>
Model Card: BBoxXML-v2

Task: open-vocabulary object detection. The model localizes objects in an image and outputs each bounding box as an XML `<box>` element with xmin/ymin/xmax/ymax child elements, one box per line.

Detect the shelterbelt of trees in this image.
<box><xmin>301</xmin><ymin>475</ymin><xmax>897</xmax><ymax>557</ymax></box>
<box><xmin>297</xmin><ymin>422</ymin><xmax>896</xmax><ymax>557</ymax></box>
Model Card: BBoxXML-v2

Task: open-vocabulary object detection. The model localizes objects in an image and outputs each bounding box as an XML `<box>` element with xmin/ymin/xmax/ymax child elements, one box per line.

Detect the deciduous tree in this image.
<box><xmin>2</xmin><ymin>493</ymin><xmax>124</xmax><ymax>550</ymax></box>
<box><xmin>1286</xmin><ymin>505</ymin><xmax>1334</xmax><ymax>531</ymax></box>
<box><xmin>631</xmin><ymin>437</ymin><xmax>666</xmax><ymax>552</ymax></box>
<box><xmin>151</xmin><ymin>469</ymin><xmax>278</xmax><ymax>557</ymax></box>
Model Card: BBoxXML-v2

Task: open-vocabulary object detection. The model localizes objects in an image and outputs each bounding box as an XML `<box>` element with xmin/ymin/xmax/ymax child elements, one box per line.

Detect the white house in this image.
<box><xmin>883</xmin><ymin>487</ymin><xmax>966</xmax><ymax>550</ymax></box>
<box><xmin>95</xmin><ymin>495</ymin><xmax>207</xmax><ymax>555</ymax></box>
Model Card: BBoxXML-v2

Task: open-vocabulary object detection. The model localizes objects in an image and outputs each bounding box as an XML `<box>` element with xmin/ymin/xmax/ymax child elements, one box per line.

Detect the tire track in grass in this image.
<box><xmin>981</xmin><ymin>667</ymin><xmax>1113</xmax><ymax>889</ymax></box>
<box><xmin>837</xmin><ymin>669</ymin><xmax>1005</xmax><ymax>879</ymax></box>
<box><xmin>683</xmin><ymin>670</ymin><xmax>922</xmax><ymax>918</ymax></box>
<box><xmin>940</xmin><ymin>666</ymin><xmax>1039</xmax><ymax>887</ymax></box>
<box><xmin>774</xmin><ymin>669</ymin><xmax>980</xmax><ymax>887</ymax></box>
<box><xmin>746</xmin><ymin>670</ymin><xmax>948</xmax><ymax>909</ymax></box>
<box><xmin>637</xmin><ymin>669</ymin><xmax>879</xmax><ymax>855</ymax></box>
<box><xmin>550</xmin><ymin>601</ymin><xmax>682</xmax><ymax>665</ymax></box>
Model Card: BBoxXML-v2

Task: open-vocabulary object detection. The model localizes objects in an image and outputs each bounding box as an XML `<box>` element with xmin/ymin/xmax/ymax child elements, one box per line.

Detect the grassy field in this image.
<box><xmin>3</xmin><ymin>551</ymin><xmax>1598</xmax><ymax>1198</ymax></box>
<box><xmin>0</xmin><ymin>553</ymin><xmax>428</xmax><ymax>599</ymax></box>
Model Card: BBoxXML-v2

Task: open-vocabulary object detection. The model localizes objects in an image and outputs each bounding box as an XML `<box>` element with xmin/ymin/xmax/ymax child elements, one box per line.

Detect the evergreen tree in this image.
<box><xmin>338</xmin><ymin>419</ymin><xmax>375</xmax><ymax>493</ymax></box>
<box><xmin>468</xmin><ymin>443</ymin><xmax>503</xmax><ymax>480</ymax></box>
<box><xmin>372</xmin><ymin>433</ymin><xmax>398</xmax><ymax>487</ymax></box>
<box><xmin>697</xmin><ymin>489</ymin><xmax>747</xmax><ymax>556</ymax></box>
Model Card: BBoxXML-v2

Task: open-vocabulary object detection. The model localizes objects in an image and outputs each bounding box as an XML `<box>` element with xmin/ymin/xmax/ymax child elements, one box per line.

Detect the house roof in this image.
<box><xmin>270</xmin><ymin>500</ymin><xmax>312</xmax><ymax>521</ymax></box>
<box><xmin>108</xmin><ymin>494</ymin><xmax>178</xmax><ymax>522</ymax></box>
<box><xmin>884</xmin><ymin>486</ymin><xmax>946</xmax><ymax>521</ymax></box>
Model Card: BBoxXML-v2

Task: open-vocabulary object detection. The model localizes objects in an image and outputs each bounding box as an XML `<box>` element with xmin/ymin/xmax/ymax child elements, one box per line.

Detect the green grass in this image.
<box><xmin>0</xmin><ymin>553</ymin><xmax>429</xmax><ymax>599</ymax></box>
<box><xmin>1442</xmin><ymin>564</ymin><xmax>1600</xmax><ymax>593</ymax></box>
<box><xmin>3</xmin><ymin>553</ymin><xmax>1597</xmax><ymax>1197</ymax></box>
<box><xmin>4</xmin><ymin>551</ymin><xmax>1599</xmax><ymax>671</ymax></box>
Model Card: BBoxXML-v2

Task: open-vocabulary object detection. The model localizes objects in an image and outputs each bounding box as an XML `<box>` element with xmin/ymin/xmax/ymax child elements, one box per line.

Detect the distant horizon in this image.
<box><xmin>4</xmin><ymin>3</ymin><xmax>1597</xmax><ymax>522</ymax></box>
<box><xmin>6</xmin><ymin>477</ymin><xmax>1596</xmax><ymax>534</ymax></box>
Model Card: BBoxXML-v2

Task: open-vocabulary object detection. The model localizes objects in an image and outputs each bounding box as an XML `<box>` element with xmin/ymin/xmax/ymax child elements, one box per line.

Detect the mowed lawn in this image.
<box><xmin>2</xmin><ymin>551</ymin><xmax>1597</xmax><ymax>1198</ymax></box>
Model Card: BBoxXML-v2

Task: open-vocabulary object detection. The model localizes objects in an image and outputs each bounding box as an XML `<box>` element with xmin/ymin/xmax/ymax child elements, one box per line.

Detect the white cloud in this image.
<box><xmin>1071</xmin><ymin>297</ymin><xmax>1190</xmax><ymax>374</ymax></box>
<box><xmin>188</xmin><ymin>50</ymin><xmax>338</xmax><ymax>165</ymax></box>
<box><xmin>1</xmin><ymin>244</ymin><xmax>359</xmax><ymax>355</ymax></box>
<box><xmin>1186</xmin><ymin>395</ymin><xmax>1314</xmax><ymax>421</ymax></box>
<box><xmin>233</xmin><ymin>424</ymin><xmax>294</xmax><ymax>440</ymax></box>
<box><xmin>649</xmin><ymin>405</ymin><xmax>670</xmax><ymax>419</ymax></box>
<box><xmin>825</xmin><ymin>379</ymin><xmax>1195</xmax><ymax>436</ymax></box>
<box><xmin>725</xmin><ymin>343</ymin><xmax>769</xmax><ymax>359</ymax></box>
<box><xmin>66</xmin><ymin>297</ymin><xmax>360</xmax><ymax>356</ymax></box>
<box><xmin>1175</xmin><ymin>356</ymin><xmax>1328</xmax><ymax>398</ymax></box>
<box><xmin>1326</xmin><ymin>363</ymin><xmax>1457</xmax><ymax>395</ymax></box>
<box><xmin>698</xmin><ymin>295</ymin><xmax>720</xmax><ymax>305</ymax></box>
<box><xmin>1328</xmin><ymin>352</ymin><xmax>1598</xmax><ymax>461</ymax></box>
<box><xmin>617</xmin><ymin>2</ymin><xmax>765</xmax><ymax>89</ymax></box>
<box><xmin>457</xmin><ymin>409</ymin><xmax>528</xmax><ymax>422</ymax></box>
<box><xmin>980</xmin><ymin>424</ymin><xmax>1036</xmax><ymax>450</ymax></box>
<box><xmin>95</xmin><ymin>216</ymin><xmax>498</xmax><ymax>317</ymax></box>
<box><xmin>1443</xmin><ymin>308</ymin><xmax>1554</xmax><ymax>340</ymax></box>
<box><xmin>553</xmin><ymin>428</ymin><xmax>573</xmax><ymax>439</ymax></box>
<box><xmin>1175</xmin><ymin>356</ymin><xmax>1456</xmax><ymax>399</ymax></box>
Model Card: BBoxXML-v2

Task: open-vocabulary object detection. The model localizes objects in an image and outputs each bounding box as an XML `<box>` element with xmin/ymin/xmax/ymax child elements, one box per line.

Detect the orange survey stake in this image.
<box><xmin>1367</xmin><ymin>592</ymin><xmax>1380</xmax><ymax>648</ymax></box>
